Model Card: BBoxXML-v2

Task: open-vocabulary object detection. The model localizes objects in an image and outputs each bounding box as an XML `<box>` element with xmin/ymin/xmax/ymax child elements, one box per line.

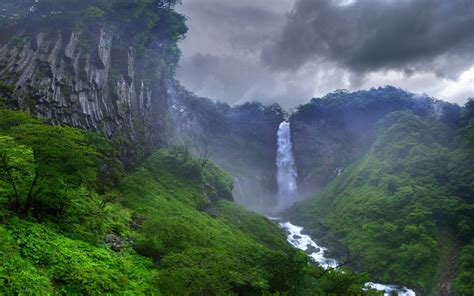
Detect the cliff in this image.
<box><xmin>0</xmin><ymin>1</ymin><xmax>187</xmax><ymax>163</ymax></box>
<box><xmin>289</xmin><ymin>86</ymin><xmax>461</xmax><ymax>197</ymax></box>
<box><xmin>171</xmin><ymin>87</ymin><xmax>285</xmax><ymax>211</ymax></box>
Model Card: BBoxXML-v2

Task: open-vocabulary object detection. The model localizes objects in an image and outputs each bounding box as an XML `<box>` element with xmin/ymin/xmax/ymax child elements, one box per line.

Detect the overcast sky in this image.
<box><xmin>176</xmin><ymin>0</ymin><xmax>474</xmax><ymax>109</ymax></box>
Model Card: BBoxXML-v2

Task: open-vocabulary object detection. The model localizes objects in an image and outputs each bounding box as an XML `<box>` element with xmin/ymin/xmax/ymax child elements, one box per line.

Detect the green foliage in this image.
<box><xmin>0</xmin><ymin>81</ymin><xmax>14</xmax><ymax>100</ymax></box>
<box><xmin>0</xmin><ymin>136</ymin><xmax>35</xmax><ymax>213</ymax></box>
<box><xmin>158</xmin><ymin>247</ymin><xmax>270</xmax><ymax>295</ymax></box>
<box><xmin>0</xmin><ymin>0</ymin><xmax>187</xmax><ymax>45</ymax></box>
<box><xmin>2</xmin><ymin>218</ymin><xmax>157</xmax><ymax>294</ymax></box>
<box><xmin>0</xmin><ymin>110</ymin><xmax>128</xmax><ymax>243</ymax></box>
<box><xmin>0</xmin><ymin>225</ymin><xmax>53</xmax><ymax>295</ymax></box>
<box><xmin>293</xmin><ymin>111</ymin><xmax>474</xmax><ymax>293</ymax></box>
<box><xmin>0</xmin><ymin>109</ymin><xmax>102</xmax><ymax>220</ymax></box>
<box><xmin>209</xmin><ymin>200</ymin><xmax>291</xmax><ymax>250</ymax></box>
<box><xmin>455</xmin><ymin>243</ymin><xmax>474</xmax><ymax>295</ymax></box>
<box><xmin>460</xmin><ymin>119</ymin><xmax>474</xmax><ymax>149</ymax></box>
<box><xmin>0</xmin><ymin>109</ymin><xmax>368</xmax><ymax>295</ymax></box>
<box><xmin>83</xmin><ymin>5</ymin><xmax>106</xmax><ymax>19</ymax></box>
<box><xmin>461</xmin><ymin>99</ymin><xmax>474</xmax><ymax>125</ymax></box>
<box><xmin>0</xmin><ymin>109</ymin><xmax>37</xmax><ymax>130</ymax></box>
<box><xmin>122</xmin><ymin>149</ymin><xmax>366</xmax><ymax>295</ymax></box>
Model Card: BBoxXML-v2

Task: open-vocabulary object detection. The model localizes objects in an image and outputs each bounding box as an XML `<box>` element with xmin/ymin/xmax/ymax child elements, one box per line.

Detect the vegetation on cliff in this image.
<box><xmin>290</xmin><ymin>101</ymin><xmax>474</xmax><ymax>294</ymax></box>
<box><xmin>289</xmin><ymin>86</ymin><xmax>461</xmax><ymax>196</ymax></box>
<box><xmin>1</xmin><ymin>0</ymin><xmax>187</xmax><ymax>39</ymax></box>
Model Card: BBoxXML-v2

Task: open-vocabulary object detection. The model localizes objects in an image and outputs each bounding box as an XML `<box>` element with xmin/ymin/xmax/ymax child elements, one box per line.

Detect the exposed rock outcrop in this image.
<box><xmin>0</xmin><ymin>25</ymin><xmax>173</xmax><ymax>162</ymax></box>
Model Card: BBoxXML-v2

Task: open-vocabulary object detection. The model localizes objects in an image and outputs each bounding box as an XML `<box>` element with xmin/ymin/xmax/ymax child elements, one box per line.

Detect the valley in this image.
<box><xmin>0</xmin><ymin>1</ymin><xmax>473</xmax><ymax>295</ymax></box>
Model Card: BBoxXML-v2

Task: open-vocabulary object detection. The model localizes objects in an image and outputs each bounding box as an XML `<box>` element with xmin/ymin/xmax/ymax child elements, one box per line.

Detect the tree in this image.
<box><xmin>10</xmin><ymin>124</ymin><xmax>99</xmax><ymax>218</ymax></box>
<box><xmin>0</xmin><ymin>81</ymin><xmax>13</xmax><ymax>98</ymax></box>
<box><xmin>193</xmin><ymin>132</ymin><xmax>215</xmax><ymax>168</ymax></box>
<box><xmin>0</xmin><ymin>114</ymin><xmax>102</xmax><ymax>219</ymax></box>
<box><xmin>0</xmin><ymin>136</ymin><xmax>35</xmax><ymax>213</ymax></box>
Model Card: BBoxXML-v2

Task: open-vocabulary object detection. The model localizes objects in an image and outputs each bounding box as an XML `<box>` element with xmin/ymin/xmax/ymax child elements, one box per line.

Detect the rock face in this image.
<box><xmin>290</xmin><ymin>87</ymin><xmax>461</xmax><ymax>197</ymax></box>
<box><xmin>0</xmin><ymin>25</ymin><xmax>173</xmax><ymax>161</ymax></box>
<box><xmin>170</xmin><ymin>88</ymin><xmax>285</xmax><ymax>211</ymax></box>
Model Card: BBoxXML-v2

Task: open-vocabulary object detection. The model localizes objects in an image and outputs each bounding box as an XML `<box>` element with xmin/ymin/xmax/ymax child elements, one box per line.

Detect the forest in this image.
<box><xmin>0</xmin><ymin>0</ymin><xmax>473</xmax><ymax>295</ymax></box>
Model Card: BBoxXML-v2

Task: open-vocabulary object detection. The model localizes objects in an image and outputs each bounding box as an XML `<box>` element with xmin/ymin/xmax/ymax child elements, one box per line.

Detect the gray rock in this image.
<box><xmin>0</xmin><ymin>25</ymin><xmax>175</xmax><ymax>160</ymax></box>
<box><xmin>305</xmin><ymin>244</ymin><xmax>321</xmax><ymax>254</ymax></box>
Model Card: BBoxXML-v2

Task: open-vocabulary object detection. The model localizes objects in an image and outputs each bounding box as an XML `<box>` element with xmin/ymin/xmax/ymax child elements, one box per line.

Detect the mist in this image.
<box><xmin>0</xmin><ymin>1</ymin><xmax>473</xmax><ymax>295</ymax></box>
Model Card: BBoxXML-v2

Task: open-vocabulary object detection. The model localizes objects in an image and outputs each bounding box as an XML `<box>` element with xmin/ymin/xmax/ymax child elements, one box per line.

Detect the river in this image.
<box><xmin>274</xmin><ymin>121</ymin><xmax>416</xmax><ymax>296</ymax></box>
<box><xmin>279</xmin><ymin>220</ymin><xmax>416</xmax><ymax>296</ymax></box>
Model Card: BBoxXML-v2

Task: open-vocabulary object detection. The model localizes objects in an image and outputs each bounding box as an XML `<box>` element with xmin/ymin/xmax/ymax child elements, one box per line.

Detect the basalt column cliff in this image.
<box><xmin>0</xmin><ymin>2</ymin><xmax>187</xmax><ymax>161</ymax></box>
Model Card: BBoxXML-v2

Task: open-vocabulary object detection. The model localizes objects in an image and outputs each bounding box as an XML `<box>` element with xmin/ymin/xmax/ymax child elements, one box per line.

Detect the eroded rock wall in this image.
<box><xmin>0</xmin><ymin>25</ymin><xmax>172</xmax><ymax>160</ymax></box>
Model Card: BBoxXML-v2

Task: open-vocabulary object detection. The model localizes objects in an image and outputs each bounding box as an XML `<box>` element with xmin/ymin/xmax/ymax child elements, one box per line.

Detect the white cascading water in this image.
<box><xmin>276</xmin><ymin>121</ymin><xmax>298</xmax><ymax>210</ymax></box>
<box><xmin>274</xmin><ymin>122</ymin><xmax>415</xmax><ymax>295</ymax></box>
<box><xmin>278</xmin><ymin>221</ymin><xmax>416</xmax><ymax>296</ymax></box>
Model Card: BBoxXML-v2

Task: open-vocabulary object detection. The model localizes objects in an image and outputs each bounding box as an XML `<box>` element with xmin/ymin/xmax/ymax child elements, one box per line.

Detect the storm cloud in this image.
<box><xmin>177</xmin><ymin>0</ymin><xmax>474</xmax><ymax>108</ymax></box>
<box><xmin>262</xmin><ymin>0</ymin><xmax>474</xmax><ymax>79</ymax></box>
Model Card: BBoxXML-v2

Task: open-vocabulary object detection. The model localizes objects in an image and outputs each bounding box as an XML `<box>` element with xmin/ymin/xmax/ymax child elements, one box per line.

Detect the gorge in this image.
<box><xmin>0</xmin><ymin>1</ymin><xmax>473</xmax><ymax>295</ymax></box>
<box><xmin>275</xmin><ymin>121</ymin><xmax>416</xmax><ymax>295</ymax></box>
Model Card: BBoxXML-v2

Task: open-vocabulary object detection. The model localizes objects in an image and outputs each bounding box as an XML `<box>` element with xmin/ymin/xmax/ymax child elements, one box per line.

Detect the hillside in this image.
<box><xmin>0</xmin><ymin>1</ymin><xmax>472</xmax><ymax>295</ymax></box>
<box><xmin>0</xmin><ymin>109</ymin><xmax>370</xmax><ymax>295</ymax></box>
<box><xmin>287</xmin><ymin>102</ymin><xmax>474</xmax><ymax>295</ymax></box>
<box><xmin>290</xmin><ymin>87</ymin><xmax>460</xmax><ymax>197</ymax></box>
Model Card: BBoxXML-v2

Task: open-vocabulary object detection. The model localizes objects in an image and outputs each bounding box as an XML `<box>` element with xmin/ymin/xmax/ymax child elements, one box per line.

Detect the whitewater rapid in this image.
<box><xmin>281</xmin><ymin>222</ymin><xmax>337</xmax><ymax>269</ymax></box>
<box><xmin>279</xmin><ymin>221</ymin><xmax>416</xmax><ymax>296</ymax></box>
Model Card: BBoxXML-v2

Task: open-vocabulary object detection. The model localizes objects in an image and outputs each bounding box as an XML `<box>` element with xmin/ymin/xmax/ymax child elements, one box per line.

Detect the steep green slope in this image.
<box><xmin>290</xmin><ymin>109</ymin><xmax>474</xmax><ymax>295</ymax></box>
<box><xmin>0</xmin><ymin>109</ymin><xmax>369</xmax><ymax>295</ymax></box>
<box><xmin>289</xmin><ymin>87</ymin><xmax>460</xmax><ymax>197</ymax></box>
<box><xmin>0</xmin><ymin>109</ymin><xmax>159</xmax><ymax>294</ymax></box>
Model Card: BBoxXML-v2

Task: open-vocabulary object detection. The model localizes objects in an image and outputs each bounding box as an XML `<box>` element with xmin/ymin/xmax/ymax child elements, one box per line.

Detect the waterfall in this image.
<box><xmin>274</xmin><ymin>123</ymin><xmax>416</xmax><ymax>296</ymax></box>
<box><xmin>276</xmin><ymin>121</ymin><xmax>298</xmax><ymax>210</ymax></box>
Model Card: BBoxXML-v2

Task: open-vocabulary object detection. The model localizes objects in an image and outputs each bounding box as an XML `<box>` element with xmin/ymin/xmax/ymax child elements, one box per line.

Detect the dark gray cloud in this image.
<box><xmin>177</xmin><ymin>0</ymin><xmax>474</xmax><ymax>108</ymax></box>
<box><xmin>177</xmin><ymin>0</ymin><xmax>292</xmax><ymax>57</ymax></box>
<box><xmin>262</xmin><ymin>0</ymin><xmax>474</xmax><ymax>79</ymax></box>
<box><xmin>177</xmin><ymin>52</ymin><xmax>315</xmax><ymax>107</ymax></box>
<box><xmin>176</xmin><ymin>0</ymin><xmax>303</xmax><ymax>107</ymax></box>
<box><xmin>178</xmin><ymin>53</ymin><xmax>261</xmax><ymax>102</ymax></box>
